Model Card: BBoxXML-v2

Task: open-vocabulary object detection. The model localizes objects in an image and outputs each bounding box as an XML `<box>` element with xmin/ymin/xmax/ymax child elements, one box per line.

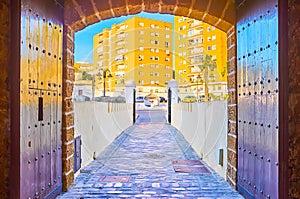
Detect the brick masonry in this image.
<box><xmin>0</xmin><ymin>0</ymin><xmax>10</xmax><ymax>198</ymax></box>
<box><xmin>288</xmin><ymin>1</ymin><xmax>300</xmax><ymax>198</ymax></box>
<box><xmin>226</xmin><ymin>27</ymin><xmax>237</xmax><ymax>188</ymax></box>
<box><xmin>62</xmin><ymin>25</ymin><xmax>76</xmax><ymax>191</ymax></box>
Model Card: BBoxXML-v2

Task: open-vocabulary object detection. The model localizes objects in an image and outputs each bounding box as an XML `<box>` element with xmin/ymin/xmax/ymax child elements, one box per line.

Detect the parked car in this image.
<box><xmin>144</xmin><ymin>94</ymin><xmax>160</xmax><ymax>107</ymax></box>
<box><xmin>198</xmin><ymin>95</ymin><xmax>205</xmax><ymax>102</ymax></box>
<box><xmin>135</xmin><ymin>96</ymin><xmax>144</xmax><ymax>103</ymax></box>
<box><xmin>182</xmin><ymin>95</ymin><xmax>197</xmax><ymax>103</ymax></box>
<box><xmin>74</xmin><ymin>95</ymin><xmax>90</xmax><ymax>101</ymax></box>
<box><xmin>159</xmin><ymin>96</ymin><xmax>167</xmax><ymax>103</ymax></box>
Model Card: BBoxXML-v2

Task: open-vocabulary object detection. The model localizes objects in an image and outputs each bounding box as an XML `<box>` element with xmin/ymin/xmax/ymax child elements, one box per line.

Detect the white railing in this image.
<box><xmin>171</xmin><ymin>100</ymin><xmax>228</xmax><ymax>178</ymax></box>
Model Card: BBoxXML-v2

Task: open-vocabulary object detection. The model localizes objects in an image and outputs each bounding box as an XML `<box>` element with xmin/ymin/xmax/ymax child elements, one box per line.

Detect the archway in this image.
<box><xmin>63</xmin><ymin>0</ymin><xmax>238</xmax><ymax>191</ymax></box>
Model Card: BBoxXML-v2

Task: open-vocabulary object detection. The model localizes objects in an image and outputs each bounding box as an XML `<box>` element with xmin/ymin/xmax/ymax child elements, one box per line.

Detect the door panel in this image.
<box><xmin>20</xmin><ymin>0</ymin><xmax>63</xmax><ymax>198</ymax></box>
<box><xmin>237</xmin><ymin>0</ymin><xmax>279</xmax><ymax>198</ymax></box>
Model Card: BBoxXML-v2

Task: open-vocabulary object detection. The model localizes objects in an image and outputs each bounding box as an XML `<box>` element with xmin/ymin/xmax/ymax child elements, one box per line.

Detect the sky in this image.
<box><xmin>74</xmin><ymin>12</ymin><xmax>174</xmax><ymax>63</ymax></box>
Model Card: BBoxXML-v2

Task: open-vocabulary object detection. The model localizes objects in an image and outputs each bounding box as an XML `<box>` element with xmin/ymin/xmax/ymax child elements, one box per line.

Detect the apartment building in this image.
<box><xmin>174</xmin><ymin>16</ymin><xmax>228</xmax><ymax>99</ymax></box>
<box><xmin>93</xmin><ymin>16</ymin><xmax>173</xmax><ymax>93</ymax></box>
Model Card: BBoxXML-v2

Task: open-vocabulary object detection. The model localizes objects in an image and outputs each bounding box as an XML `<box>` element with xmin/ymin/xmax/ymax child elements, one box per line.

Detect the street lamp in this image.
<box><xmin>102</xmin><ymin>68</ymin><xmax>113</xmax><ymax>97</ymax></box>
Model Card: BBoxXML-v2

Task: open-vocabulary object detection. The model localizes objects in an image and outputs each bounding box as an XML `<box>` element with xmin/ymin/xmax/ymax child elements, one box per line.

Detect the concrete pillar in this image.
<box><xmin>167</xmin><ymin>79</ymin><xmax>179</xmax><ymax>104</ymax></box>
<box><xmin>125</xmin><ymin>80</ymin><xmax>136</xmax><ymax>103</ymax></box>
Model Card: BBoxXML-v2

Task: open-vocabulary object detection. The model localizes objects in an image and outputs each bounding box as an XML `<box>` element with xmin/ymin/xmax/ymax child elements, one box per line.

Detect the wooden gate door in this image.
<box><xmin>237</xmin><ymin>0</ymin><xmax>279</xmax><ymax>198</ymax></box>
<box><xmin>20</xmin><ymin>0</ymin><xmax>63</xmax><ymax>198</ymax></box>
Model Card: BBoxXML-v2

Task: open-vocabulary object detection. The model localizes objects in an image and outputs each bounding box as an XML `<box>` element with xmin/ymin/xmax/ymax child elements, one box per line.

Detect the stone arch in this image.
<box><xmin>62</xmin><ymin>0</ymin><xmax>237</xmax><ymax>190</ymax></box>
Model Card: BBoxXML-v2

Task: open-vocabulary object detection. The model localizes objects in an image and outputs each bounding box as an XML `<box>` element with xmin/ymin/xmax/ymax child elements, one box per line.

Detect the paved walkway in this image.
<box><xmin>58</xmin><ymin>110</ymin><xmax>243</xmax><ymax>198</ymax></box>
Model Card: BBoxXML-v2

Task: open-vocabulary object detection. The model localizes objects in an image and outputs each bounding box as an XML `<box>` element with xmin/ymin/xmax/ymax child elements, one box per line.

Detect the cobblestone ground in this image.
<box><xmin>58</xmin><ymin>110</ymin><xmax>244</xmax><ymax>198</ymax></box>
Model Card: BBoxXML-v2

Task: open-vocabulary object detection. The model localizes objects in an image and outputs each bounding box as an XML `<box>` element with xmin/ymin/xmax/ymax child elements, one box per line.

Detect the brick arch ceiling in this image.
<box><xmin>65</xmin><ymin>0</ymin><xmax>235</xmax><ymax>33</ymax></box>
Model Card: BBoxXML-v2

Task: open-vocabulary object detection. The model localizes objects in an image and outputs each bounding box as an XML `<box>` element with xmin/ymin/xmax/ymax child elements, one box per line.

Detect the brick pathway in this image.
<box><xmin>58</xmin><ymin>110</ymin><xmax>243</xmax><ymax>198</ymax></box>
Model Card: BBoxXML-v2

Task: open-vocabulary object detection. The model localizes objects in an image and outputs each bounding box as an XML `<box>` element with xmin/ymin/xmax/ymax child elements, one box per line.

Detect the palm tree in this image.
<box><xmin>197</xmin><ymin>54</ymin><xmax>217</xmax><ymax>101</ymax></box>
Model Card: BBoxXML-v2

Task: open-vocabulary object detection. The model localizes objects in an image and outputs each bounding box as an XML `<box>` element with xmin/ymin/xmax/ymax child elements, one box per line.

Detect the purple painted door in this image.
<box><xmin>237</xmin><ymin>0</ymin><xmax>279</xmax><ymax>198</ymax></box>
<box><xmin>20</xmin><ymin>0</ymin><xmax>63</xmax><ymax>198</ymax></box>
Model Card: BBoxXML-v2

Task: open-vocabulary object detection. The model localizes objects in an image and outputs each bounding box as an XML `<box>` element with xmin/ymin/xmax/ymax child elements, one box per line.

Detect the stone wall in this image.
<box><xmin>62</xmin><ymin>25</ymin><xmax>75</xmax><ymax>191</ymax></box>
<box><xmin>0</xmin><ymin>0</ymin><xmax>10</xmax><ymax>198</ymax></box>
<box><xmin>226</xmin><ymin>27</ymin><xmax>237</xmax><ymax>187</ymax></box>
<box><xmin>288</xmin><ymin>1</ymin><xmax>300</xmax><ymax>198</ymax></box>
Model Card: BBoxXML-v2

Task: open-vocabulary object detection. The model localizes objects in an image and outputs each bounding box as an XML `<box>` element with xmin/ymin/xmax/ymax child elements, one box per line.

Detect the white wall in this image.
<box><xmin>171</xmin><ymin>100</ymin><xmax>227</xmax><ymax>178</ymax></box>
<box><xmin>74</xmin><ymin>102</ymin><xmax>133</xmax><ymax>168</ymax></box>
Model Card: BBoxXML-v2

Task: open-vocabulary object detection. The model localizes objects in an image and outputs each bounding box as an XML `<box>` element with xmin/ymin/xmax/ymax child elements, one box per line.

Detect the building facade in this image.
<box><xmin>93</xmin><ymin>16</ymin><xmax>173</xmax><ymax>93</ymax></box>
<box><xmin>174</xmin><ymin>16</ymin><xmax>228</xmax><ymax>100</ymax></box>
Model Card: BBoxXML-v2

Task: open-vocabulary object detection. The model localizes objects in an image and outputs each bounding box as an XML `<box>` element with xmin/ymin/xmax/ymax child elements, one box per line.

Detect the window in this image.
<box><xmin>155</xmin><ymin>64</ymin><xmax>159</xmax><ymax>68</ymax></box>
<box><xmin>150</xmin><ymin>56</ymin><xmax>154</xmax><ymax>60</ymax></box>
<box><xmin>139</xmin><ymin>22</ymin><xmax>144</xmax><ymax>27</ymax></box>
<box><xmin>115</xmin><ymin>55</ymin><xmax>124</xmax><ymax>61</ymax></box>
<box><xmin>97</xmin><ymin>46</ymin><xmax>103</xmax><ymax>53</ymax></box>
<box><xmin>165</xmin><ymin>57</ymin><xmax>170</xmax><ymax>62</ymax></box>
<box><xmin>155</xmin><ymin>33</ymin><xmax>159</xmax><ymax>36</ymax></box>
<box><xmin>166</xmin><ymin>50</ymin><xmax>170</xmax><ymax>55</ymax></box>
<box><xmin>155</xmin><ymin>72</ymin><xmax>159</xmax><ymax>77</ymax></box>
<box><xmin>139</xmin><ymin>64</ymin><xmax>144</xmax><ymax>68</ymax></box>
<box><xmin>150</xmin><ymin>64</ymin><xmax>155</xmax><ymax>68</ymax></box>
<box><xmin>188</xmin><ymin>29</ymin><xmax>194</xmax><ymax>37</ymax></box>
<box><xmin>139</xmin><ymin>38</ymin><xmax>144</xmax><ymax>43</ymax></box>
<box><xmin>138</xmin><ymin>80</ymin><xmax>144</xmax><ymax>84</ymax></box>
<box><xmin>150</xmin><ymin>72</ymin><xmax>154</xmax><ymax>76</ymax></box>
<box><xmin>183</xmin><ymin>52</ymin><xmax>186</xmax><ymax>56</ymax></box>
<box><xmin>139</xmin><ymin>47</ymin><xmax>144</xmax><ymax>51</ymax></box>
<box><xmin>212</xmin><ymin>45</ymin><xmax>216</xmax><ymax>50</ymax></box>
<box><xmin>117</xmin><ymin>48</ymin><xmax>125</xmax><ymax>54</ymax></box>
<box><xmin>165</xmin><ymin>65</ymin><xmax>170</xmax><ymax>69</ymax></box>
<box><xmin>166</xmin><ymin>34</ymin><xmax>170</xmax><ymax>38</ymax></box>
<box><xmin>150</xmin><ymin>32</ymin><xmax>155</xmax><ymax>36</ymax></box>
<box><xmin>155</xmin><ymin>40</ymin><xmax>159</xmax><ymax>45</ymax></box>
<box><xmin>117</xmin><ymin>41</ymin><xmax>125</xmax><ymax>46</ymax></box>
<box><xmin>207</xmin><ymin>36</ymin><xmax>211</xmax><ymax>42</ymax></box>
<box><xmin>150</xmin><ymin>24</ymin><xmax>155</xmax><ymax>28</ymax></box>
<box><xmin>150</xmin><ymin>48</ymin><xmax>154</xmax><ymax>52</ymax></box>
<box><xmin>165</xmin><ymin>42</ymin><xmax>169</xmax><ymax>47</ymax></box>
<box><xmin>138</xmin><ymin>55</ymin><xmax>144</xmax><ymax>61</ymax></box>
<box><xmin>155</xmin><ymin>57</ymin><xmax>159</xmax><ymax>61</ymax></box>
<box><xmin>138</xmin><ymin>71</ymin><xmax>144</xmax><ymax>76</ymax></box>
<box><xmin>208</xmin><ymin>46</ymin><xmax>211</xmax><ymax>51</ymax></box>
<box><xmin>156</xmin><ymin>48</ymin><xmax>159</xmax><ymax>53</ymax></box>
<box><xmin>139</xmin><ymin>30</ymin><xmax>144</xmax><ymax>35</ymax></box>
<box><xmin>183</xmin><ymin>60</ymin><xmax>186</xmax><ymax>65</ymax></box>
<box><xmin>212</xmin><ymin>26</ymin><xmax>216</xmax><ymax>30</ymax></box>
<box><xmin>179</xmin><ymin>52</ymin><xmax>182</xmax><ymax>56</ymax></box>
<box><xmin>165</xmin><ymin>74</ymin><xmax>171</xmax><ymax>77</ymax></box>
<box><xmin>165</xmin><ymin>26</ymin><xmax>170</xmax><ymax>30</ymax></box>
<box><xmin>207</xmin><ymin>27</ymin><xmax>211</xmax><ymax>32</ymax></box>
<box><xmin>98</xmin><ymin>60</ymin><xmax>103</xmax><ymax>67</ymax></box>
<box><xmin>212</xmin><ymin>35</ymin><xmax>216</xmax><ymax>40</ymax></box>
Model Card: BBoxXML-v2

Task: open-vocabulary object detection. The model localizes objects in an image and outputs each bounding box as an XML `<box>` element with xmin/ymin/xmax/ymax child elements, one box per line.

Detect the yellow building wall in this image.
<box><xmin>93</xmin><ymin>16</ymin><xmax>173</xmax><ymax>92</ymax></box>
